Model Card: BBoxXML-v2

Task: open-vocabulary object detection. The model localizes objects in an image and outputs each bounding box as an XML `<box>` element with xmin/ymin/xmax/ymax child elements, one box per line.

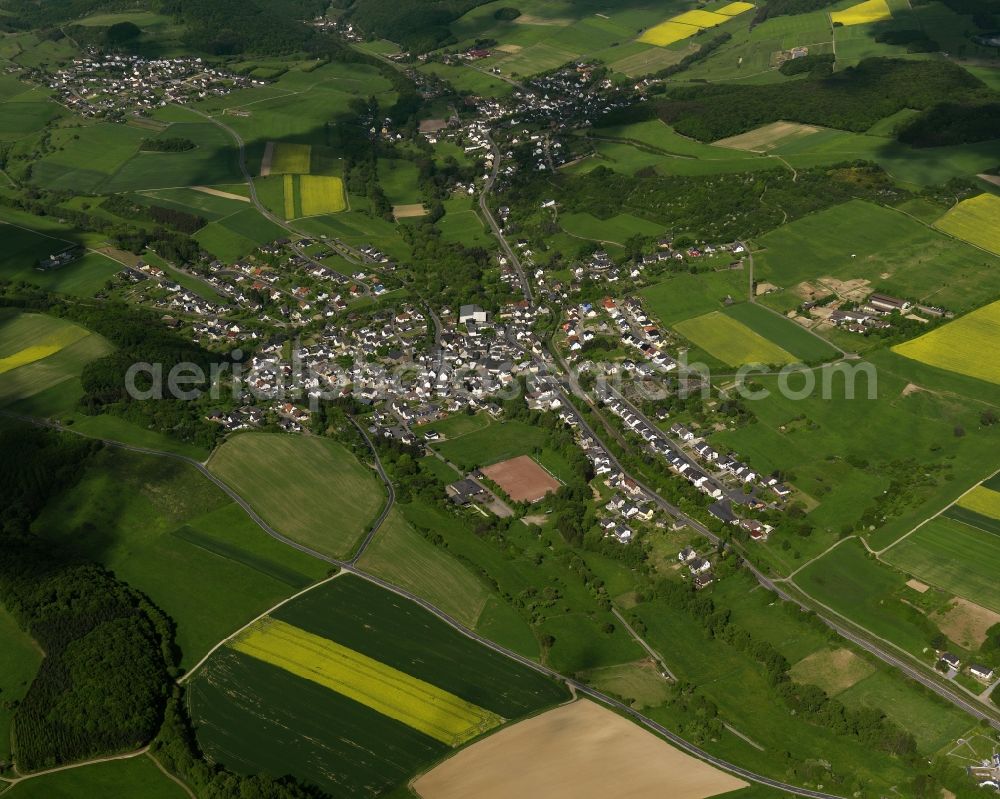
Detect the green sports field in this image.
<box><xmin>432</xmin><ymin>419</ymin><xmax>574</xmax><ymax>480</ymax></box>
<box><xmin>892</xmin><ymin>299</ymin><xmax>1000</xmax><ymax>386</ymax></box>
<box><xmin>881</xmin><ymin>515</ymin><xmax>1000</xmax><ymax>614</ymax></box>
<box><xmin>32</xmin><ymin>447</ymin><xmax>329</xmax><ymax>667</ymax></box>
<box><xmin>207</xmin><ymin>432</ymin><xmax>385</xmax><ymax>559</ymax></box>
<box><xmin>675</xmin><ymin>311</ymin><xmax>795</xmax><ymax>366</ymax></box>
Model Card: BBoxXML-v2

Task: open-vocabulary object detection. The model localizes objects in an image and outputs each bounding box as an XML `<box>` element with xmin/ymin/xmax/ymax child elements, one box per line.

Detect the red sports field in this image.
<box><xmin>481</xmin><ymin>455</ymin><xmax>560</xmax><ymax>503</ymax></box>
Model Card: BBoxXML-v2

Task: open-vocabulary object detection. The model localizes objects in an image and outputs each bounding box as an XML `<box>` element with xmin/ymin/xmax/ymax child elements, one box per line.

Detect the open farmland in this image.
<box><xmin>481</xmin><ymin>455</ymin><xmax>561</xmax><ymax>503</ymax></box>
<box><xmin>263</xmin><ymin>141</ymin><xmax>311</xmax><ymax>175</ymax></box>
<box><xmin>788</xmin><ymin>648</ymin><xmax>875</xmax><ymax>696</ymax></box>
<box><xmin>0</xmin><ymin>311</ymin><xmax>111</xmax><ymax>412</ymax></box>
<box><xmin>881</xmin><ymin>515</ymin><xmax>1000</xmax><ymax>614</ymax></box>
<box><xmin>207</xmin><ymin>433</ymin><xmax>384</xmax><ymax>559</ymax></box>
<box><xmin>722</xmin><ymin>303</ymin><xmax>837</xmax><ymax>362</ymax></box>
<box><xmin>356</xmin><ymin>507</ymin><xmax>490</xmax><ymax>628</ymax></box>
<box><xmin>675</xmin><ymin>311</ymin><xmax>795</xmax><ymax>366</ymax></box>
<box><xmin>0</xmin><ymin>312</ymin><xmax>90</xmax><ymax>374</ymax></box>
<box><xmin>640</xmin><ymin>269</ymin><xmax>749</xmax><ymax>326</ymax></box>
<box><xmin>752</xmin><ymin>200</ymin><xmax>1000</xmax><ymax>315</ymax></box>
<box><xmin>32</xmin><ymin>447</ymin><xmax>329</xmax><ymax>667</ymax></box>
<box><xmin>830</xmin><ymin>0</ymin><xmax>892</xmax><ymax>26</ymax></box>
<box><xmin>956</xmin><ymin>485</ymin><xmax>1000</xmax><ymax>521</ymax></box>
<box><xmin>933</xmin><ymin>193</ymin><xmax>1000</xmax><ymax>256</ymax></box>
<box><xmin>639</xmin><ymin>2</ymin><xmax>753</xmax><ymax>46</ymax></box>
<box><xmin>413</xmin><ymin>699</ymin><xmax>748</xmax><ymax>799</ymax></box>
<box><xmin>714</xmin><ymin>121</ymin><xmax>821</xmax><ymax>152</ymax></box>
<box><xmin>190</xmin><ymin>575</ymin><xmax>568</xmax><ymax>797</ymax></box>
<box><xmin>4</xmin><ymin>755</ymin><xmax>189</xmax><ymax>799</ymax></box>
<box><xmin>892</xmin><ymin>299</ymin><xmax>1000</xmax><ymax>386</ymax></box>
<box><xmin>232</xmin><ymin>618</ymin><xmax>503</xmax><ymax>745</ymax></box>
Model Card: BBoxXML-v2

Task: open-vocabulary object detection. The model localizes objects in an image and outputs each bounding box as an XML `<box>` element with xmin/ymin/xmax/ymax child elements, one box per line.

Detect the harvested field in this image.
<box><xmin>394</xmin><ymin>203</ymin><xmax>427</xmax><ymax>219</ymax></box>
<box><xmin>418</xmin><ymin>118</ymin><xmax>448</xmax><ymax>133</ymax></box>
<box><xmin>514</xmin><ymin>14</ymin><xmax>571</xmax><ymax>25</ymax></box>
<box><xmin>192</xmin><ymin>185</ymin><xmax>249</xmax><ymax>202</ymax></box>
<box><xmin>978</xmin><ymin>174</ymin><xmax>1000</xmax><ymax>188</ymax></box>
<box><xmin>931</xmin><ymin>597</ymin><xmax>1000</xmax><ymax>649</ymax></box>
<box><xmin>934</xmin><ymin>193</ymin><xmax>1000</xmax><ymax>256</ymax></box>
<box><xmin>481</xmin><ymin>455</ymin><xmax>560</xmax><ymax>503</ymax></box>
<box><xmin>412</xmin><ymin>699</ymin><xmax>748</xmax><ymax>799</ymax></box>
<box><xmin>259</xmin><ymin>141</ymin><xmax>274</xmax><ymax>177</ymax></box>
<box><xmin>715</xmin><ymin>121</ymin><xmax>820</xmax><ymax>152</ymax></box>
<box><xmin>906</xmin><ymin>578</ymin><xmax>929</xmax><ymax>592</ymax></box>
<box><xmin>789</xmin><ymin>648</ymin><xmax>874</xmax><ymax>696</ymax></box>
<box><xmin>495</xmin><ymin>44</ymin><xmax>522</xmax><ymax>54</ymax></box>
<box><xmin>893</xmin><ymin>299</ymin><xmax>1000</xmax><ymax>386</ymax></box>
<box><xmin>830</xmin><ymin>0</ymin><xmax>891</xmax><ymax>25</ymax></box>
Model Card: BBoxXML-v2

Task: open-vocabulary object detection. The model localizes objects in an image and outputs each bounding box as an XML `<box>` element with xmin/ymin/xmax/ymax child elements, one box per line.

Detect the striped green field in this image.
<box><xmin>675</xmin><ymin>311</ymin><xmax>796</xmax><ymax>366</ymax></box>
<box><xmin>207</xmin><ymin>433</ymin><xmax>385</xmax><ymax>559</ymax></box>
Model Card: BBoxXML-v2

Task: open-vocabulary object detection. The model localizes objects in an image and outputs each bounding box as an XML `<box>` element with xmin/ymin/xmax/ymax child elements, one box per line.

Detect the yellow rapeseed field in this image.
<box><xmin>638</xmin><ymin>21</ymin><xmax>702</xmax><ymax>46</ymax></box>
<box><xmin>671</xmin><ymin>9</ymin><xmax>731</xmax><ymax>27</ymax></box>
<box><xmin>0</xmin><ymin>326</ymin><xmax>89</xmax><ymax>375</ymax></box>
<box><xmin>283</xmin><ymin>174</ymin><xmax>296</xmax><ymax>219</ymax></box>
<box><xmin>639</xmin><ymin>4</ymin><xmax>752</xmax><ymax>46</ymax></box>
<box><xmin>957</xmin><ymin>487</ymin><xmax>1000</xmax><ymax>520</ymax></box>
<box><xmin>231</xmin><ymin>619</ymin><xmax>503</xmax><ymax>745</ymax></box>
<box><xmin>830</xmin><ymin>0</ymin><xmax>891</xmax><ymax>26</ymax></box>
<box><xmin>892</xmin><ymin>299</ymin><xmax>1000</xmax><ymax>385</ymax></box>
<box><xmin>299</xmin><ymin>175</ymin><xmax>346</xmax><ymax>216</ymax></box>
<box><xmin>933</xmin><ymin>193</ymin><xmax>1000</xmax><ymax>256</ymax></box>
<box><xmin>716</xmin><ymin>1</ymin><xmax>756</xmax><ymax>15</ymax></box>
<box><xmin>270</xmin><ymin>142</ymin><xmax>312</xmax><ymax>174</ymax></box>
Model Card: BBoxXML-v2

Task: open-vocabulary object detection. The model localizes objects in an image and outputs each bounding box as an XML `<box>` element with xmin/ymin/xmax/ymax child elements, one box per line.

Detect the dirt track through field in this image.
<box><xmin>412</xmin><ymin>700</ymin><xmax>748</xmax><ymax>799</ymax></box>
<box><xmin>193</xmin><ymin>186</ymin><xmax>250</xmax><ymax>202</ymax></box>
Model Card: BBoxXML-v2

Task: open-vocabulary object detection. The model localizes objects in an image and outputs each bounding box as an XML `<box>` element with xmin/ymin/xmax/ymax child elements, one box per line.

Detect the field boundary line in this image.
<box><xmin>874</xmin><ymin>463</ymin><xmax>1000</xmax><ymax>556</ymax></box>
<box><xmin>9</xmin><ymin>745</ymin><xmax>149</xmax><ymax>782</ymax></box>
<box><xmin>178</xmin><ymin>570</ymin><xmax>345</xmax><ymax>684</ymax></box>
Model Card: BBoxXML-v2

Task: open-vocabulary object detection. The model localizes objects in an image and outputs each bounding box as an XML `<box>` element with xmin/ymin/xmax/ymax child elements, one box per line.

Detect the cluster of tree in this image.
<box><xmin>652</xmin><ymin>32</ymin><xmax>731</xmax><ymax>79</ymax></box>
<box><xmin>342</xmin><ymin>0</ymin><xmax>493</xmax><ymax>52</ymax></box>
<box><xmin>778</xmin><ymin>52</ymin><xmax>834</xmax><ymax>77</ymax></box>
<box><xmin>503</xmin><ymin>160</ymin><xmax>906</xmax><ymax>245</ymax></box>
<box><xmin>654</xmin><ymin>578</ymin><xmax>920</xmax><ymax>758</ymax></box>
<box><xmin>874</xmin><ymin>28</ymin><xmax>940</xmax><ymax>53</ymax></box>
<box><xmin>494</xmin><ymin>6</ymin><xmax>521</xmax><ymax>20</ymax></box>
<box><xmin>898</xmin><ymin>102</ymin><xmax>1000</xmax><ymax>147</ymax></box>
<box><xmin>939</xmin><ymin>0</ymin><xmax>1000</xmax><ymax>29</ymax></box>
<box><xmin>0</xmin><ymin>191</ymin><xmax>205</xmax><ymax>266</ymax></box>
<box><xmin>63</xmin><ymin>19</ymin><xmax>144</xmax><ymax>48</ymax></box>
<box><xmin>102</xmin><ymin>194</ymin><xmax>206</xmax><ymax>235</ymax></box>
<box><xmin>0</xmin><ymin>427</ymin><xmax>174</xmax><ymax>771</ymax></box>
<box><xmin>655</xmin><ymin>58</ymin><xmax>997</xmax><ymax>144</ymax></box>
<box><xmin>140</xmin><ymin>137</ymin><xmax>196</xmax><ymax>152</ymax></box>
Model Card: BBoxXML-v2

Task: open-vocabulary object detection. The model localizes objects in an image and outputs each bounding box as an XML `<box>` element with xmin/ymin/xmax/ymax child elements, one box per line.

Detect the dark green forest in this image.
<box><xmin>651</xmin><ymin>58</ymin><xmax>998</xmax><ymax>146</ymax></box>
